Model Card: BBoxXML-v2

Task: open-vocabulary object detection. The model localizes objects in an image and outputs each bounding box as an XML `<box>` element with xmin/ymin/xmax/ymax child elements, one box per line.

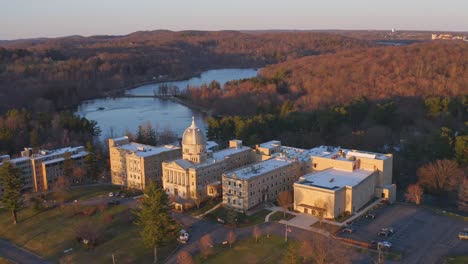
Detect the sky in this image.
<box><xmin>1</xmin><ymin>0</ymin><xmax>467</xmax><ymax>40</ymax></box>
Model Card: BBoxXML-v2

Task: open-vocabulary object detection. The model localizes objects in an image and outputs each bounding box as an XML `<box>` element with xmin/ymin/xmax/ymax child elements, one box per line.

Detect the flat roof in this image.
<box><xmin>42</xmin><ymin>151</ymin><xmax>88</xmax><ymax>165</ymax></box>
<box><xmin>274</xmin><ymin>146</ymin><xmax>313</xmax><ymax>162</ymax></box>
<box><xmin>258</xmin><ymin>140</ymin><xmax>281</xmax><ymax>149</ymax></box>
<box><xmin>193</xmin><ymin>146</ymin><xmax>251</xmax><ymax>169</ymax></box>
<box><xmin>296</xmin><ymin>168</ymin><xmax>374</xmax><ymax>190</ymax></box>
<box><xmin>119</xmin><ymin>142</ymin><xmax>180</xmax><ymax>157</ymax></box>
<box><xmin>309</xmin><ymin>146</ymin><xmax>389</xmax><ymax>160</ymax></box>
<box><xmin>225</xmin><ymin>158</ymin><xmax>292</xmax><ymax>180</ymax></box>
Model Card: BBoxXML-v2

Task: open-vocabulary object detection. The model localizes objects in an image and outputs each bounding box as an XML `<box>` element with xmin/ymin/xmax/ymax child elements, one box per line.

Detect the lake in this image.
<box><xmin>75</xmin><ymin>68</ymin><xmax>258</xmax><ymax>141</ymax></box>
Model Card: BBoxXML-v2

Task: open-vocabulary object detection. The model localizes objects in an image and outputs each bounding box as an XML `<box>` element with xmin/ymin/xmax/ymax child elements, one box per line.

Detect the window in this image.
<box><xmin>233</xmin><ymin>182</ymin><xmax>236</xmax><ymax>187</ymax></box>
<box><xmin>227</xmin><ymin>198</ymin><xmax>231</xmax><ymax>203</ymax></box>
<box><xmin>313</xmin><ymin>163</ymin><xmax>317</xmax><ymax>168</ymax></box>
<box><xmin>239</xmin><ymin>192</ymin><xmax>242</xmax><ymax>196</ymax></box>
<box><xmin>228</xmin><ymin>181</ymin><xmax>231</xmax><ymax>185</ymax></box>
<box><xmin>239</xmin><ymin>184</ymin><xmax>242</xmax><ymax>188</ymax></box>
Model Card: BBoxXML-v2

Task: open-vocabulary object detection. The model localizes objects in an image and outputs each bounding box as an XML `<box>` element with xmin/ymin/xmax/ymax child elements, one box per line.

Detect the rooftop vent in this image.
<box><xmin>329</xmin><ymin>178</ymin><xmax>335</xmax><ymax>183</ymax></box>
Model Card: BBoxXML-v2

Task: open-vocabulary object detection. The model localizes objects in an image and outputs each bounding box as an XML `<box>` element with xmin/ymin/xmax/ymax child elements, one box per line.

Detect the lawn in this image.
<box><xmin>269</xmin><ymin>211</ymin><xmax>295</xmax><ymax>222</ymax></box>
<box><xmin>45</xmin><ymin>185</ymin><xmax>122</xmax><ymax>202</ymax></box>
<box><xmin>194</xmin><ymin>235</ymin><xmax>296</xmax><ymax>264</ymax></box>
<box><xmin>0</xmin><ymin>202</ymin><xmax>177</xmax><ymax>263</ymax></box>
<box><xmin>311</xmin><ymin>221</ymin><xmax>341</xmax><ymax>234</ymax></box>
<box><xmin>444</xmin><ymin>256</ymin><xmax>468</xmax><ymax>264</ymax></box>
<box><xmin>204</xmin><ymin>206</ymin><xmax>270</xmax><ymax>227</ymax></box>
<box><xmin>186</xmin><ymin>199</ymin><xmax>221</xmax><ymax>217</ymax></box>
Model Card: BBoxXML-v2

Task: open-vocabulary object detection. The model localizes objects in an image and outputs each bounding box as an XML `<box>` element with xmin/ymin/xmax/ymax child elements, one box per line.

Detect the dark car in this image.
<box><xmin>107</xmin><ymin>200</ymin><xmax>120</xmax><ymax>206</ymax></box>
<box><xmin>342</xmin><ymin>227</ymin><xmax>355</xmax><ymax>233</ymax></box>
<box><xmin>378</xmin><ymin>230</ymin><xmax>391</xmax><ymax>237</ymax></box>
<box><xmin>365</xmin><ymin>212</ymin><xmax>376</xmax><ymax>219</ymax></box>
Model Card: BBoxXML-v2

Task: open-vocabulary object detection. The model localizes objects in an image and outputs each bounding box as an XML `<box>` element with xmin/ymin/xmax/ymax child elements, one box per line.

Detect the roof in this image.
<box><xmin>182</xmin><ymin>117</ymin><xmax>206</xmax><ymax>146</ymax></box>
<box><xmin>192</xmin><ymin>146</ymin><xmax>251</xmax><ymax>169</ymax></box>
<box><xmin>224</xmin><ymin>158</ymin><xmax>293</xmax><ymax>180</ymax></box>
<box><xmin>31</xmin><ymin>146</ymin><xmax>86</xmax><ymax>160</ymax></box>
<box><xmin>258</xmin><ymin>140</ymin><xmax>281</xmax><ymax>149</ymax></box>
<box><xmin>42</xmin><ymin>151</ymin><xmax>88</xmax><ymax>166</ymax></box>
<box><xmin>274</xmin><ymin>146</ymin><xmax>313</xmax><ymax>162</ymax></box>
<box><xmin>296</xmin><ymin>168</ymin><xmax>374</xmax><ymax>190</ymax></box>
<box><xmin>118</xmin><ymin>142</ymin><xmax>180</xmax><ymax>157</ymax></box>
<box><xmin>309</xmin><ymin>146</ymin><xmax>389</xmax><ymax>161</ymax></box>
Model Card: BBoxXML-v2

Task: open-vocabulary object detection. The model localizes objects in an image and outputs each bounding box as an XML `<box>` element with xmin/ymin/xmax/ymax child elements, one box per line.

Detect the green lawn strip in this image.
<box><xmin>310</xmin><ymin>221</ymin><xmax>341</xmax><ymax>234</ymax></box>
<box><xmin>194</xmin><ymin>235</ymin><xmax>295</xmax><ymax>264</ymax></box>
<box><xmin>423</xmin><ymin>206</ymin><xmax>467</xmax><ymax>222</ymax></box>
<box><xmin>204</xmin><ymin>206</ymin><xmax>270</xmax><ymax>227</ymax></box>
<box><xmin>444</xmin><ymin>256</ymin><xmax>468</xmax><ymax>264</ymax></box>
<box><xmin>186</xmin><ymin>199</ymin><xmax>220</xmax><ymax>216</ymax></box>
<box><xmin>269</xmin><ymin>211</ymin><xmax>295</xmax><ymax>222</ymax></box>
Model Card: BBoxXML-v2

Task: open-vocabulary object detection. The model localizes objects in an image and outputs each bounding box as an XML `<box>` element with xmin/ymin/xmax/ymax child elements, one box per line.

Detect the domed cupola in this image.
<box><xmin>182</xmin><ymin>117</ymin><xmax>207</xmax><ymax>163</ymax></box>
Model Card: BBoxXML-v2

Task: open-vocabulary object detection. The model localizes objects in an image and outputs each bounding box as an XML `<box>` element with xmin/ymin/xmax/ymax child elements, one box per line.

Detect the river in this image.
<box><xmin>75</xmin><ymin>68</ymin><xmax>258</xmax><ymax>141</ymax></box>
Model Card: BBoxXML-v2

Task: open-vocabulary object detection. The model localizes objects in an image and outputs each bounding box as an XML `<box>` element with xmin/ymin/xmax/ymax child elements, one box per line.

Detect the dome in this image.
<box><xmin>182</xmin><ymin>117</ymin><xmax>206</xmax><ymax>146</ymax></box>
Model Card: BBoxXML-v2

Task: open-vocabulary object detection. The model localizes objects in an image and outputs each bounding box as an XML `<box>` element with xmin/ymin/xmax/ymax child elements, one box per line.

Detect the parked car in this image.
<box><xmin>378</xmin><ymin>241</ymin><xmax>392</xmax><ymax>249</ymax></box>
<box><xmin>107</xmin><ymin>200</ymin><xmax>120</xmax><ymax>206</ymax></box>
<box><xmin>342</xmin><ymin>227</ymin><xmax>355</xmax><ymax>233</ymax></box>
<box><xmin>177</xmin><ymin>230</ymin><xmax>190</xmax><ymax>244</ymax></box>
<box><xmin>458</xmin><ymin>231</ymin><xmax>468</xmax><ymax>240</ymax></box>
<box><xmin>365</xmin><ymin>212</ymin><xmax>376</xmax><ymax>219</ymax></box>
<box><xmin>378</xmin><ymin>230</ymin><xmax>391</xmax><ymax>237</ymax></box>
<box><xmin>108</xmin><ymin>192</ymin><xmax>114</xmax><ymax>197</ymax></box>
<box><xmin>387</xmin><ymin>227</ymin><xmax>396</xmax><ymax>234</ymax></box>
<box><xmin>120</xmin><ymin>193</ymin><xmax>126</xmax><ymax>198</ymax></box>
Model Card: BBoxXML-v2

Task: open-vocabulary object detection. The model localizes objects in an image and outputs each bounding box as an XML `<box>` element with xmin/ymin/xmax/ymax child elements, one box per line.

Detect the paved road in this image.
<box><xmin>0</xmin><ymin>239</ymin><xmax>49</xmax><ymax>264</ymax></box>
<box><xmin>164</xmin><ymin>212</ymin><xmax>373</xmax><ymax>264</ymax></box>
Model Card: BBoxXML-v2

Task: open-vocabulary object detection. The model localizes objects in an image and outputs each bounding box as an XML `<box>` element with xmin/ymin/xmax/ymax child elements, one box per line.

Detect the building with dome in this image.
<box><xmin>162</xmin><ymin>118</ymin><xmax>255</xmax><ymax>208</ymax></box>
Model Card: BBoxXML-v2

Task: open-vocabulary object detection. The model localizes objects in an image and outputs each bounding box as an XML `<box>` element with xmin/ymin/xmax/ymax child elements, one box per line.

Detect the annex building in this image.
<box><xmin>162</xmin><ymin>118</ymin><xmax>255</xmax><ymax>207</ymax></box>
<box><xmin>108</xmin><ymin>136</ymin><xmax>181</xmax><ymax>190</ymax></box>
<box><xmin>293</xmin><ymin>146</ymin><xmax>395</xmax><ymax>218</ymax></box>
<box><xmin>0</xmin><ymin>146</ymin><xmax>88</xmax><ymax>194</ymax></box>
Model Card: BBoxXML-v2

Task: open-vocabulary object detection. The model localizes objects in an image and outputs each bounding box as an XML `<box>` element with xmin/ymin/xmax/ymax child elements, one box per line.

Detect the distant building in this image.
<box><xmin>162</xmin><ymin>118</ymin><xmax>255</xmax><ymax>209</ymax></box>
<box><xmin>108</xmin><ymin>136</ymin><xmax>181</xmax><ymax>190</ymax></box>
<box><xmin>0</xmin><ymin>146</ymin><xmax>89</xmax><ymax>194</ymax></box>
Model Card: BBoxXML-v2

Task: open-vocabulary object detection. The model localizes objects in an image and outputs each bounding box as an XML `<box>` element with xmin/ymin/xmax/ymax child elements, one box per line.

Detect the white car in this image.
<box><xmin>108</xmin><ymin>192</ymin><xmax>114</xmax><ymax>197</ymax></box>
<box><xmin>378</xmin><ymin>241</ymin><xmax>392</xmax><ymax>249</ymax></box>
<box><xmin>177</xmin><ymin>229</ymin><xmax>190</xmax><ymax>244</ymax></box>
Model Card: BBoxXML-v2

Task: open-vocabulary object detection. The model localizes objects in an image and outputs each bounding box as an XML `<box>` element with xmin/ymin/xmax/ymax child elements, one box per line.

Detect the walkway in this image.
<box><xmin>194</xmin><ymin>202</ymin><xmax>222</xmax><ymax>219</ymax></box>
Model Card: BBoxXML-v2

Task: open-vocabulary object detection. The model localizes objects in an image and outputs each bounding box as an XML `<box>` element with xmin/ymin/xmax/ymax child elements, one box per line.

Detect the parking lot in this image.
<box><xmin>337</xmin><ymin>203</ymin><xmax>468</xmax><ymax>263</ymax></box>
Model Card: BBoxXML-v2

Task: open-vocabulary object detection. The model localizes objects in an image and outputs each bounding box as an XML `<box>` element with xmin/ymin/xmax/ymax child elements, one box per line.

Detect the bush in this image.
<box><xmin>81</xmin><ymin>206</ymin><xmax>97</xmax><ymax>216</ymax></box>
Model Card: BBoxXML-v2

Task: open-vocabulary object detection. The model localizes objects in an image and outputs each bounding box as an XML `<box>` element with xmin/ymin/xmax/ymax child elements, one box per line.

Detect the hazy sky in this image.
<box><xmin>1</xmin><ymin>0</ymin><xmax>467</xmax><ymax>39</ymax></box>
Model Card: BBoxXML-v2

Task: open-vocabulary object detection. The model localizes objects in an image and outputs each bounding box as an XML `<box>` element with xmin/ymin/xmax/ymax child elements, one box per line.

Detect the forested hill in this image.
<box><xmin>186</xmin><ymin>41</ymin><xmax>467</xmax><ymax>115</ymax></box>
<box><xmin>0</xmin><ymin>30</ymin><xmax>371</xmax><ymax>112</ymax></box>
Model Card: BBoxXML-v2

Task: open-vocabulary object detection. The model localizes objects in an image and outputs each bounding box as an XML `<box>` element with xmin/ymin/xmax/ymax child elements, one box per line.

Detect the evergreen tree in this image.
<box><xmin>134</xmin><ymin>181</ymin><xmax>174</xmax><ymax>263</ymax></box>
<box><xmin>0</xmin><ymin>162</ymin><xmax>23</xmax><ymax>224</ymax></box>
<box><xmin>84</xmin><ymin>141</ymin><xmax>99</xmax><ymax>181</ymax></box>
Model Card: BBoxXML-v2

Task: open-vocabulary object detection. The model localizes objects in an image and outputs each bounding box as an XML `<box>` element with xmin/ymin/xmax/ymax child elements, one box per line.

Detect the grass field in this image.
<box><xmin>0</xmin><ymin>188</ymin><xmax>177</xmax><ymax>263</ymax></box>
<box><xmin>186</xmin><ymin>199</ymin><xmax>221</xmax><ymax>217</ymax></box>
<box><xmin>44</xmin><ymin>185</ymin><xmax>122</xmax><ymax>202</ymax></box>
<box><xmin>205</xmin><ymin>206</ymin><xmax>270</xmax><ymax>227</ymax></box>
<box><xmin>194</xmin><ymin>235</ymin><xmax>295</xmax><ymax>264</ymax></box>
<box><xmin>269</xmin><ymin>211</ymin><xmax>295</xmax><ymax>222</ymax></box>
<box><xmin>444</xmin><ymin>256</ymin><xmax>468</xmax><ymax>264</ymax></box>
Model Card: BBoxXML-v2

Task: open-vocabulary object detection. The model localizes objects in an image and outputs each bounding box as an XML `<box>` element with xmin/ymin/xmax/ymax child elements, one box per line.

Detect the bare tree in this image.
<box><xmin>75</xmin><ymin>222</ymin><xmax>104</xmax><ymax>249</ymax></box>
<box><xmin>277</xmin><ymin>191</ymin><xmax>292</xmax><ymax>218</ymax></box>
<box><xmin>252</xmin><ymin>225</ymin><xmax>261</xmax><ymax>243</ymax></box>
<box><xmin>405</xmin><ymin>184</ymin><xmax>424</xmax><ymax>205</ymax></box>
<box><xmin>177</xmin><ymin>250</ymin><xmax>193</xmax><ymax>264</ymax></box>
<box><xmin>300</xmin><ymin>235</ymin><xmax>350</xmax><ymax>264</ymax></box>
<box><xmin>199</xmin><ymin>234</ymin><xmax>214</xmax><ymax>259</ymax></box>
<box><xmin>53</xmin><ymin>175</ymin><xmax>70</xmax><ymax>207</ymax></box>
<box><xmin>73</xmin><ymin>167</ymin><xmax>86</xmax><ymax>184</ymax></box>
<box><xmin>417</xmin><ymin>159</ymin><xmax>463</xmax><ymax>193</ymax></box>
<box><xmin>227</xmin><ymin>230</ymin><xmax>236</xmax><ymax>248</ymax></box>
